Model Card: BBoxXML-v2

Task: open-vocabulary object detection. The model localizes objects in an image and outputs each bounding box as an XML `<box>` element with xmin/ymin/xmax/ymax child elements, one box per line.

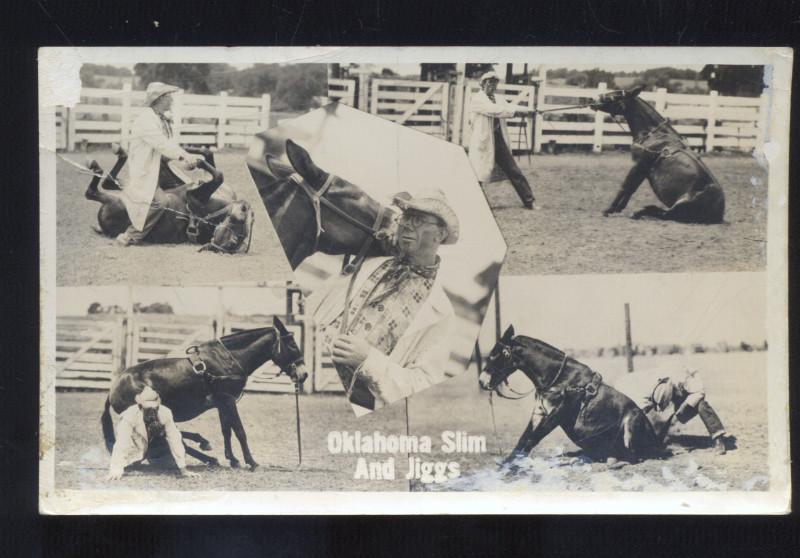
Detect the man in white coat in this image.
<box><xmin>306</xmin><ymin>189</ymin><xmax>458</xmax><ymax>415</ymax></box>
<box><xmin>468</xmin><ymin>71</ymin><xmax>538</xmax><ymax>209</ymax></box>
<box><xmin>116</xmin><ymin>82</ymin><xmax>204</xmax><ymax>246</ymax></box>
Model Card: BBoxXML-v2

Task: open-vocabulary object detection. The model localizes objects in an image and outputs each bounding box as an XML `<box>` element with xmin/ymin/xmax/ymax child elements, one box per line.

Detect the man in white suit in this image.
<box><xmin>116</xmin><ymin>82</ymin><xmax>204</xmax><ymax>246</ymax></box>
<box><xmin>307</xmin><ymin>189</ymin><xmax>458</xmax><ymax>414</ymax></box>
<box><xmin>468</xmin><ymin>71</ymin><xmax>538</xmax><ymax>210</ymax></box>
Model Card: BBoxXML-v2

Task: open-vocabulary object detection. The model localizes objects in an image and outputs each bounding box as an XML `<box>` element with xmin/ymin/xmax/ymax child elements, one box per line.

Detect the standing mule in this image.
<box><xmin>248</xmin><ymin>139</ymin><xmax>398</xmax><ymax>269</ymax></box>
<box><xmin>479</xmin><ymin>326</ymin><xmax>666</xmax><ymax>469</ymax></box>
<box><xmin>592</xmin><ymin>86</ymin><xmax>726</xmax><ymax>223</ymax></box>
<box><xmin>101</xmin><ymin>318</ymin><xmax>307</xmax><ymax>470</ymax></box>
<box><xmin>85</xmin><ymin>145</ymin><xmax>254</xmax><ymax>253</ymax></box>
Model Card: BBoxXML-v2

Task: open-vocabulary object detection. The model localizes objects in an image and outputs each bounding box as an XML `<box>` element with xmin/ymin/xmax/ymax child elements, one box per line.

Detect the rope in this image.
<box><xmin>488</xmin><ymin>391</ymin><xmax>504</xmax><ymax>456</ymax></box>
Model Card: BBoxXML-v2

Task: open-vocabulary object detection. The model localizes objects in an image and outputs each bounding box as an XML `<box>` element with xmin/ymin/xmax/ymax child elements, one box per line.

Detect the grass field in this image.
<box><xmin>54</xmin><ymin>352</ymin><xmax>767</xmax><ymax>493</ymax></box>
<box><xmin>55</xmin><ymin>148</ymin><xmax>293</xmax><ymax>286</ymax></box>
<box><xmin>487</xmin><ymin>152</ymin><xmax>768</xmax><ymax>275</ymax></box>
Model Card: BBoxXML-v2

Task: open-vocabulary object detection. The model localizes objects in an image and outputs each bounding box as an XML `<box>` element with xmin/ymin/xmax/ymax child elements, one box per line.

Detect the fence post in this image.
<box><xmin>217</xmin><ymin>91</ymin><xmax>228</xmax><ymax>149</ymax></box>
<box><xmin>655</xmin><ymin>87</ymin><xmax>667</xmax><ymax>113</ymax></box>
<box><xmin>172</xmin><ymin>89</ymin><xmax>184</xmax><ymax>143</ymax></box>
<box><xmin>356</xmin><ymin>70</ymin><xmax>370</xmax><ymax>112</ymax></box>
<box><xmin>120</xmin><ymin>82</ymin><xmax>132</xmax><ymax>149</ymax></box>
<box><xmin>705</xmin><ymin>90</ymin><xmax>718</xmax><ymax>152</ymax></box>
<box><xmin>67</xmin><ymin>106</ymin><xmax>77</xmax><ymax>151</ymax></box>
<box><xmin>440</xmin><ymin>82</ymin><xmax>450</xmax><ymax>141</ymax></box>
<box><xmin>452</xmin><ymin>63</ymin><xmax>466</xmax><ymax>146</ymax></box>
<box><xmin>533</xmin><ymin>68</ymin><xmax>547</xmax><ymax>153</ymax></box>
<box><xmin>593</xmin><ymin>82</ymin><xmax>607</xmax><ymax>153</ymax></box>
<box><xmin>624</xmin><ymin>302</ymin><xmax>634</xmax><ymax>373</ymax></box>
<box><xmin>370</xmin><ymin>78</ymin><xmax>379</xmax><ymax>115</ymax></box>
<box><xmin>260</xmin><ymin>93</ymin><xmax>271</xmax><ymax>130</ymax></box>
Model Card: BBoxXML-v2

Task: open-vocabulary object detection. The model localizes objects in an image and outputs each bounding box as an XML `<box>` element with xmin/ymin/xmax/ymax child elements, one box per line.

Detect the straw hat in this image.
<box><xmin>145</xmin><ymin>82</ymin><xmax>180</xmax><ymax>106</ymax></box>
<box><xmin>135</xmin><ymin>385</ymin><xmax>161</xmax><ymax>408</ymax></box>
<box><xmin>393</xmin><ymin>188</ymin><xmax>460</xmax><ymax>245</ymax></box>
<box><xmin>479</xmin><ymin>70</ymin><xmax>500</xmax><ymax>84</ymax></box>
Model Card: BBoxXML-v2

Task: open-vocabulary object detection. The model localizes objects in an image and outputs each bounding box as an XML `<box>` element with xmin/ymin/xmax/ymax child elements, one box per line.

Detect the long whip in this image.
<box><xmin>294</xmin><ymin>379</ymin><xmax>303</xmax><ymax>468</ymax></box>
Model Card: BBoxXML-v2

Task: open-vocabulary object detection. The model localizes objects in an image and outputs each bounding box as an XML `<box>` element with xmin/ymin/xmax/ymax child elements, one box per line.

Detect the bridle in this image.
<box><xmin>487</xmin><ymin>343</ymin><xmax>570</xmax><ymax>401</ymax></box>
<box><xmin>288</xmin><ymin>172</ymin><xmax>389</xmax><ymax>272</ymax></box>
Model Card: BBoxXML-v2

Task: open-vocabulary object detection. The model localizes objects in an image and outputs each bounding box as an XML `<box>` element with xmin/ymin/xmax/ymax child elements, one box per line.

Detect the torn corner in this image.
<box><xmin>38</xmin><ymin>47</ymin><xmax>83</xmax><ymax>109</ymax></box>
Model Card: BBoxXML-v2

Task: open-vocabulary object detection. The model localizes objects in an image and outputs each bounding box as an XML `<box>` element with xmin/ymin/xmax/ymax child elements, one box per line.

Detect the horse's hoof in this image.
<box><xmin>206</xmin><ymin>459</ymin><xmax>220</xmax><ymax>468</ymax></box>
<box><xmin>248</xmin><ymin>462</ymin><xmax>259</xmax><ymax>472</ymax></box>
<box><xmin>200</xmin><ymin>442</ymin><xmax>212</xmax><ymax>451</ymax></box>
<box><xmin>229</xmin><ymin>459</ymin><xmax>241</xmax><ymax>469</ymax></box>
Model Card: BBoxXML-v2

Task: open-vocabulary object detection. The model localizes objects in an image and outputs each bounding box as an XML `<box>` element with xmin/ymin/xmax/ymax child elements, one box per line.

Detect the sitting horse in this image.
<box><xmin>248</xmin><ymin>138</ymin><xmax>397</xmax><ymax>269</ymax></box>
<box><xmin>85</xmin><ymin>145</ymin><xmax>254</xmax><ymax>253</ymax></box>
<box><xmin>592</xmin><ymin>86</ymin><xmax>726</xmax><ymax>223</ymax></box>
<box><xmin>479</xmin><ymin>326</ymin><xmax>666</xmax><ymax>468</ymax></box>
<box><xmin>101</xmin><ymin>317</ymin><xmax>307</xmax><ymax>470</ymax></box>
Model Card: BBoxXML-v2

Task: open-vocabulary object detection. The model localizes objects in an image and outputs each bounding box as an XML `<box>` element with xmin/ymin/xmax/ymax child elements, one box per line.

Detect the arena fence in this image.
<box><xmin>55</xmin><ymin>84</ymin><xmax>271</xmax><ymax>151</ymax></box>
<box><xmin>328</xmin><ymin>72</ymin><xmax>767</xmax><ymax>154</ymax></box>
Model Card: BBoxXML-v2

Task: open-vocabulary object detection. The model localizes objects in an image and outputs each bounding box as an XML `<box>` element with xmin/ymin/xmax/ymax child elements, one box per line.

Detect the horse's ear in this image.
<box><xmin>285</xmin><ymin>140</ymin><xmax>326</xmax><ymax>187</ymax></box>
<box><xmin>273</xmin><ymin>316</ymin><xmax>288</xmax><ymax>334</ymax></box>
<box><xmin>628</xmin><ymin>85</ymin><xmax>646</xmax><ymax>98</ymax></box>
<box><xmin>502</xmin><ymin>324</ymin><xmax>515</xmax><ymax>341</ymax></box>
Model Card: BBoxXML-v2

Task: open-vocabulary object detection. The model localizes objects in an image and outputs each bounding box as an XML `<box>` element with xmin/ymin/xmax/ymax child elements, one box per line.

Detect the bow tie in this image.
<box><xmin>385</xmin><ymin>257</ymin><xmax>439</xmax><ymax>281</ymax></box>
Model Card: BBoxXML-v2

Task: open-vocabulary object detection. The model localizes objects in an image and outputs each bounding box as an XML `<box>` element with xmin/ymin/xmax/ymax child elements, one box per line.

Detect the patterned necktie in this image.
<box><xmin>366</xmin><ymin>257</ymin><xmax>439</xmax><ymax>306</ymax></box>
<box><xmin>153</xmin><ymin>108</ymin><xmax>173</xmax><ymax>138</ymax></box>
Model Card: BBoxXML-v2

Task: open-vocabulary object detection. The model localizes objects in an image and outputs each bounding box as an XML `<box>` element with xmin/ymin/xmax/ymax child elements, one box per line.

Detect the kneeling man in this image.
<box><xmin>107</xmin><ymin>386</ymin><xmax>200</xmax><ymax>480</ymax></box>
<box><xmin>615</xmin><ymin>366</ymin><xmax>730</xmax><ymax>455</ymax></box>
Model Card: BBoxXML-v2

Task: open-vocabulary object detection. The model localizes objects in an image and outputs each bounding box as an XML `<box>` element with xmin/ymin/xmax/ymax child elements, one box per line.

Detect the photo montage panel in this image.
<box><xmin>246</xmin><ymin>102</ymin><xmax>505</xmax><ymax>416</ymax></box>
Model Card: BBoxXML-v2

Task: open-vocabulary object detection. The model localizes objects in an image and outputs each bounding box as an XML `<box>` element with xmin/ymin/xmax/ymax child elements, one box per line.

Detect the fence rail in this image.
<box><xmin>328</xmin><ymin>73</ymin><xmax>766</xmax><ymax>154</ymax></box>
<box><xmin>56</xmin><ymin>84</ymin><xmax>271</xmax><ymax>151</ymax></box>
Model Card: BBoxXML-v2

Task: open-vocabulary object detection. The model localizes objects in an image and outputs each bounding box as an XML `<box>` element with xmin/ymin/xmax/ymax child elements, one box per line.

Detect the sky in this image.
<box><xmin>479</xmin><ymin>272</ymin><xmax>766</xmax><ymax>350</ymax></box>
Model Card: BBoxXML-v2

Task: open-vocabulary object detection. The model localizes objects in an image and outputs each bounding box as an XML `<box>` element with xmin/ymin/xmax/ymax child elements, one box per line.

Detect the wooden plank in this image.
<box><xmin>56</xmin><ymin>379</ymin><xmax>111</xmax><ymax>390</ymax></box>
<box><xmin>58</xmin><ymin>367</ymin><xmax>113</xmax><ymax>377</ymax></box>
<box><xmin>373</xmin><ymin>89</ymin><xmax>445</xmax><ymax>101</ymax></box>
<box><xmin>72</xmin><ymin>120</ymin><xmax>123</xmax><ymax>131</ymax></box>
<box><xmin>74</xmin><ymin>104</ymin><xmax>124</xmax><ymax>114</ymax></box>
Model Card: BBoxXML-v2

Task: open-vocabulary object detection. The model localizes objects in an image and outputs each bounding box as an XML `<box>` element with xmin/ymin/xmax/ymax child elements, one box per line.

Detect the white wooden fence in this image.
<box><xmin>56</xmin><ymin>84</ymin><xmax>271</xmax><ymax>151</ymax></box>
<box><xmin>328</xmin><ymin>74</ymin><xmax>767</xmax><ymax>153</ymax></box>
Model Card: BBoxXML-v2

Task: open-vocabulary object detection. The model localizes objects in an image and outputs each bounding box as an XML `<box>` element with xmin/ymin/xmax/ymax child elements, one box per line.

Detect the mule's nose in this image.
<box><xmin>478</xmin><ymin>371</ymin><xmax>492</xmax><ymax>391</ymax></box>
<box><xmin>294</xmin><ymin>364</ymin><xmax>309</xmax><ymax>385</ymax></box>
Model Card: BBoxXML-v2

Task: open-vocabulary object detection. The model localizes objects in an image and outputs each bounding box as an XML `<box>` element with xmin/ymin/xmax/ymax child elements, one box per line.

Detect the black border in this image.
<box><xmin>4</xmin><ymin>0</ymin><xmax>799</xmax><ymax>556</ymax></box>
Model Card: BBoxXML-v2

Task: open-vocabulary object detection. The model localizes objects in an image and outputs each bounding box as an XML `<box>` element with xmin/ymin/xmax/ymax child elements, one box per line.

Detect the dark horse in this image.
<box><xmin>592</xmin><ymin>86</ymin><xmax>725</xmax><ymax>223</ymax></box>
<box><xmin>248</xmin><ymin>138</ymin><xmax>397</xmax><ymax>269</ymax></box>
<box><xmin>479</xmin><ymin>326</ymin><xmax>665</xmax><ymax>468</ymax></box>
<box><xmin>101</xmin><ymin>317</ymin><xmax>307</xmax><ymax>470</ymax></box>
<box><xmin>85</xmin><ymin>145</ymin><xmax>254</xmax><ymax>253</ymax></box>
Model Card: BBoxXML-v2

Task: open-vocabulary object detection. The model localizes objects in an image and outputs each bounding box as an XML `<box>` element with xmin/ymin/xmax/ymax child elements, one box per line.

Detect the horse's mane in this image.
<box><xmin>632</xmin><ymin>96</ymin><xmax>682</xmax><ymax>137</ymax></box>
<box><xmin>219</xmin><ymin>326</ymin><xmax>275</xmax><ymax>344</ymax></box>
<box><xmin>513</xmin><ymin>335</ymin><xmax>565</xmax><ymax>356</ymax></box>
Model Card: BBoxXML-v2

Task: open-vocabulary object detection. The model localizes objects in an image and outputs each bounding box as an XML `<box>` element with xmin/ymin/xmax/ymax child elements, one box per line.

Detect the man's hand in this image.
<box><xmin>182</xmin><ymin>154</ymin><xmax>204</xmax><ymax>171</ymax></box>
<box><xmin>179</xmin><ymin>468</ymin><xmax>201</xmax><ymax>479</ymax></box>
<box><xmin>106</xmin><ymin>469</ymin><xmax>124</xmax><ymax>481</ymax></box>
<box><xmin>332</xmin><ymin>335</ymin><xmax>372</xmax><ymax>368</ymax></box>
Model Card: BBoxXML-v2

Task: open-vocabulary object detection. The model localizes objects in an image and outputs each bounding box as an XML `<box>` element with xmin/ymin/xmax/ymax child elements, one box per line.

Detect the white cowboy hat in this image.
<box><xmin>145</xmin><ymin>82</ymin><xmax>180</xmax><ymax>106</ymax></box>
<box><xmin>135</xmin><ymin>385</ymin><xmax>161</xmax><ymax>408</ymax></box>
<box><xmin>392</xmin><ymin>188</ymin><xmax>460</xmax><ymax>245</ymax></box>
<box><xmin>479</xmin><ymin>70</ymin><xmax>500</xmax><ymax>83</ymax></box>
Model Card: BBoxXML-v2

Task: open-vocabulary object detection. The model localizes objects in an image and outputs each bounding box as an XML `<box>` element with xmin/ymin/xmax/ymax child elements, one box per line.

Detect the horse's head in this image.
<box><xmin>200</xmin><ymin>201</ymin><xmax>255</xmax><ymax>254</ymax></box>
<box><xmin>479</xmin><ymin>325</ymin><xmax>522</xmax><ymax>391</ymax></box>
<box><xmin>271</xmin><ymin>316</ymin><xmax>308</xmax><ymax>385</ymax></box>
<box><xmin>283</xmin><ymin>139</ymin><xmax>398</xmax><ymax>252</ymax></box>
<box><xmin>591</xmin><ymin>85</ymin><xmax>646</xmax><ymax>116</ymax></box>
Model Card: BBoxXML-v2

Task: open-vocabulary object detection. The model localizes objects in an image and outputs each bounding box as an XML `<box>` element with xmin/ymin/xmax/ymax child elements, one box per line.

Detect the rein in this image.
<box><xmin>493</xmin><ymin>352</ymin><xmax>568</xmax><ymax>401</ymax></box>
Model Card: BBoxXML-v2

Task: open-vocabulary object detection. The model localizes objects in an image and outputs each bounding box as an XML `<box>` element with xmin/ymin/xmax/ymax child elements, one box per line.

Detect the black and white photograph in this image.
<box><xmin>327</xmin><ymin>62</ymin><xmax>770</xmax><ymax>275</ymax></box>
<box><xmin>247</xmin><ymin>102</ymin><xmax>505</xmax><ymax>415</ymax></box>
<box><xmin>38</xmin><ymin>47</ymin><xmax>791</xmax><ymax>515</ymax></box>
<box><xmin>52</xmin><ymin>62</ymin><xmax>328</xmax><ymax>285</ymax></box>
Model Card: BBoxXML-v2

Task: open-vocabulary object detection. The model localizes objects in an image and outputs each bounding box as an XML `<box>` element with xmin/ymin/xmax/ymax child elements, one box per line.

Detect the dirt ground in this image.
<box><xmin>486</xmin><ymin>152</ymin><xmax>768</xmax><ymax>275</ymax></box>
<box><xmin>55</xmin><ymin>352</ymin><xmax>767</xmax><ymax>493</ymax></box>
<box><xmin>55</xmin><ymin>148</ymin><xmax>293</xmax><ymax>286</ymax></box>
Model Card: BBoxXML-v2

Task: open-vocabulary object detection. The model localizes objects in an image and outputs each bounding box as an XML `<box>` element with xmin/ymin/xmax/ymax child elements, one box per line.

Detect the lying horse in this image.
<box><xmin>479</xmin><ymin>326</ymin><xmax>665</xmax><ymax>468</ymax></box>
<box><xmin>101</xmin><ymin>317</ymin><xmax>307</xmax><ymax>470</ymax></box>
<box><xmin>85</xmin><ymin>146</ymin><xmax>254</xmax><ymax>253</ymax></box>
<box><xmin>592</xmin><ymin>86</ymin><xmax>725</xmax><ymax>223</ymax></box>
<box><xmin>248</xmin><ymin>138</ymin><xmax>397</xmax><ymax>269</ymax></box>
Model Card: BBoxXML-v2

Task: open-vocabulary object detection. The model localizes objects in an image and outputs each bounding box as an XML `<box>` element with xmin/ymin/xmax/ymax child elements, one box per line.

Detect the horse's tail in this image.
<box><xmin>101</xmin><ymin>397</ymin><xmax>115</xmax><ymax>453</ymax></box>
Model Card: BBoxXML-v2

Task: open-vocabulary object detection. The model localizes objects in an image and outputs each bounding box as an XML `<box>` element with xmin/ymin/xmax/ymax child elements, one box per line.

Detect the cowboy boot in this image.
<box><xmin>713</xmin><ymin>436</ymin><xmax>727</xmax><ymax>455</ymax></box>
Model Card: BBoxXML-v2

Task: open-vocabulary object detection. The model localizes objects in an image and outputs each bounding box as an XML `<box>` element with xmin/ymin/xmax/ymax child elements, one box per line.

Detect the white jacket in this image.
<box><xmin>123</xmin><ymin>108</ymin><xmax>192</xmax><ymax>230</ymax></box>
<box><xmin>108</xmin><ymin>404</ymin><xmax>187</xmax><ymax>477</ymax></box>
<box><xmin>467</xmin><ymin>90</ymin><xmax>523</xmax><ymax>182</ymax></box>
<box><xmin>306</xmin><ymin>257</ymin><xmax>456</xmax><ymax>414</ymax></box>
